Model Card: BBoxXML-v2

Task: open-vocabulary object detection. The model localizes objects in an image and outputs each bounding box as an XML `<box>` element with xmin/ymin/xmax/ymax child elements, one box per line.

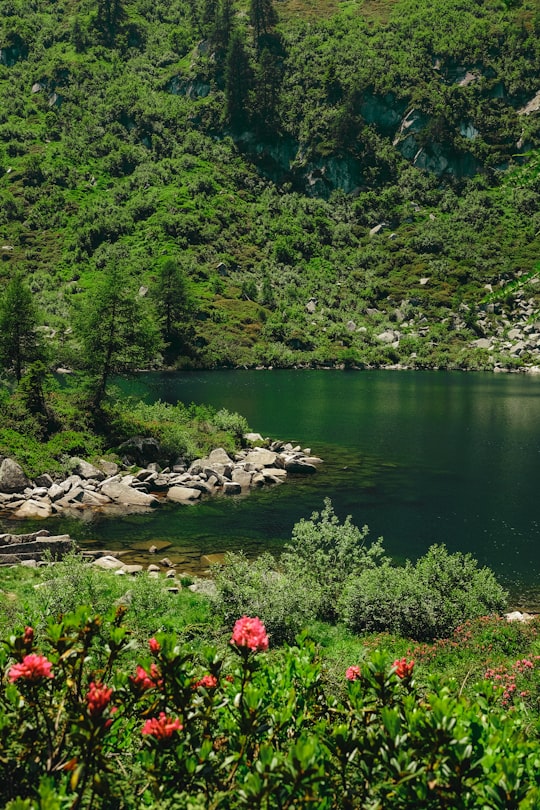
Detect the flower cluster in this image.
<box><xmin>230</xmin><ymin>616</ymin><xmax>269</xmax><ymax>652</ymax></box>
<box><xmin>130</xmin><ymin>663</ymin><xmax>163</xmax><ymax>692</ymax></box>
<box><xmin>345</xmin><ymin>665</ymin><xmax>361</xmax><ymax>682</ymax></box>
<box><xmin>194</xmin><ymin>674</ymin><xmax>218</xmax><ymax>690</ymax></box>
<box><xmin>8</xmin><ymin>654</ymin><xmax>54</xmax><ymax>684</ymax></box>
<box><xmin>141</xmin><ymin>712</ymin><xmax>183</xmax><ymax>740</ymax></box>
<box><xmin>149</xmin><ymin>637</ymin><xmax>161</xmax><ymax>654</ymax></box>
<box><xmin>393</xmin><ymin>658</ymin><xmax>415</xmax><ymax>679</ymax></box>
<box><xmin>485</xmin><ymin>656</ymin><xmax>540</xmax><ymax>705</ymax></box>
<box><xmin>86</xmin><ymin>682</ymin><xmax>113</xmax><ymax>717</ymax></box>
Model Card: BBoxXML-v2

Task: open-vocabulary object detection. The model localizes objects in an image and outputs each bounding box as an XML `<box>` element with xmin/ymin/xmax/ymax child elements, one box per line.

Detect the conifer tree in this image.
<box><xmin>224</xmin><ymin>30</ymin><xmax>253</xmax><ymax>128</ymax></box>
<box><xmin>77</xmin><ymin>261</ymin><xmax>163</xmax><ymax>408</ymax></box>
<box><xmin>0</xmin><ymin>272</ymin><xmax>42</xmax><ymax>382</ymax></box>
<box><xmin>249</xmin><ymin>0</ymin><xmax>277</xmax><ymax>46</ymax></box>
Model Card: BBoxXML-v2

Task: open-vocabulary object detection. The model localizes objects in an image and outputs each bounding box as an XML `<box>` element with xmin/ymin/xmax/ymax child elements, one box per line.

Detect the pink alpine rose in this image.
<box><xmin>393</xmin><ymin>658</ymin><xmax>415</xmax><ymax>679</ymax></box>
<box><xmin>141</xmin><ymin>712</ymin><xmax>183</xmax><ymax>740</ymax></box>
<box><xmin>230</xmin><ymin>616</ymin><xmax>269</xmax><ymax>652</ymax></box>
<box><xmin>8</xmin><ymin>654</ymin><xmax>53</xmax><ymax>683</ymax></box>
<box><xmin>345</xmin><ymin>665</ymin><xmax>361</xmax><ymax>682</ymax></box>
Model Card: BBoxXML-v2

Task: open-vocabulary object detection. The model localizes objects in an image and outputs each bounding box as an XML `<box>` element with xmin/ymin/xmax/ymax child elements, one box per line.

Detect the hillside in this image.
<box><xmin>0</xmin><ymin>0</ymin><xmax>539</xmax><ymax>371</ymax></box>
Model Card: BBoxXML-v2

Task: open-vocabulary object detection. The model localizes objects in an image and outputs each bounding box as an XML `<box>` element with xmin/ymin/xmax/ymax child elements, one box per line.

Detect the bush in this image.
<box><xmin>281</xmin><ymin>499</ymin><xmax>387</xmax><ymax>621</ymax></box>
<box><xmin>213</xmin><ymin>551</ymin><xmax>317</xmax><ymax>645</ymax></box>
<box><xmin>340</xmin><ymin>544</ymin><xmax>508</xmax><ymax>641</ymax></box>
<box><xmin>1</xmin><ymin>612</ymin><xmax>540</xmax><ymax>809</ymax></box>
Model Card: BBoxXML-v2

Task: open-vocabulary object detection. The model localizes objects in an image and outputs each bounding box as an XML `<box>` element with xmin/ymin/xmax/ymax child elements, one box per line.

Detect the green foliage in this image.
<box><xmin>0</xmin><ymin>272</ymin><xmax>42</xmax><ymax>381</ymax></box>
<box><xmin>1</xmin><ymin>609</ymin><xmax>540</xmax><ymax>808</ymax></box>
<box><xmin>340</xmin><ymin>544</ymin><xmax>508</xmax><ymax>640</ymax></box>
<box><xmin>282</xmin><ymin>498</ymin><xmax>387</xmax><ymax>621</ymax></box>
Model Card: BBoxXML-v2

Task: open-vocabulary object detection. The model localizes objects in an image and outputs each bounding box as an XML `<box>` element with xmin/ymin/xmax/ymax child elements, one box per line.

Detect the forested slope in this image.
<box><xmin>1</xmin><ymin>0</ymin><xmax>539</xmax><ymax>370</ymax></box>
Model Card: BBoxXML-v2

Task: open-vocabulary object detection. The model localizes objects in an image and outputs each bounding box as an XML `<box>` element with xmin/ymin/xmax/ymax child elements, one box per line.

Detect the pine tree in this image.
<box><xmin>0</xmin><ymin>272</ymin><xmax>42</xmax><ymax>382</ymax></box>
<box><xmin>224</xmin><ymin>30</ymin><xmax>253</xmax><ymax>128</ymax></box>
<box><xmin>249</xmin><ymin>0</ymin><xmax>277</xmax><ymax>46</ymax></box>
<box><xmin>77</xmin><ymin>262</ymin><xmax>163</xmax><ymax>408</ymax></box>
<box><xmin>153</xmin><ymin>258</ymin><xmax>193</xmax><ymax>345</ymax></box>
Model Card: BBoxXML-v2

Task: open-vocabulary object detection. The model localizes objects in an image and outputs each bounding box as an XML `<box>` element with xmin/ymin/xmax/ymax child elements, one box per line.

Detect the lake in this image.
<box><xmin>10</xmin><ymin>370</ymin><xmax>540</xmax><ymax>606</ymax></box>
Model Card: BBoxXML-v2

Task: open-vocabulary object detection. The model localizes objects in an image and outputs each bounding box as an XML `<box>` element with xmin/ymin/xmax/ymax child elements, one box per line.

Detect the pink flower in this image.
<box><xmin>141</xmin><ymin>712</ymin><xmax>182</xmax><ymax>740</ymax></box>
<box><xmin>346</xmin><ymin>665</ymin><xmax>361</xmax><ymax>682</ymax></box>
<box><xmin>230</xmin><ymin>616</ymin><xmax>269</xmax><ymax>652</ymax></box>
<box><xmin>194</xmin><ymin>674</ymin><xmax>218</xmax><ymax>689</ymax></box>
<box><xmin>393</xmin><ymin>658</ymin><xmax>415</xmax><ymax>679</ymax></box>
<box><xmin>130</xmin><ymin>664</ymin><xmax>163</xmax><ymax>691</ymax></box>
<box><xmin>149</xmin><ymin>637</ymin><xmax>161</xmax><ymax>654</ymax></box>
<box><xmin>8</xmin><ymin>654</ymin><xmax>53</xmax><ymax>683</ymax></box>
<box><xmin>86</xmin><ymin>682</ymin><xmax>113</xmax><ymax>717</ymax></box>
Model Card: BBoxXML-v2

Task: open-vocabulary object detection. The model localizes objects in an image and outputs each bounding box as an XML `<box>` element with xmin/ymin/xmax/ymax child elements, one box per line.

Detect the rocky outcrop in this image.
<box><xmin>0</xmin><ymin>530</ymin><xmax>75</xmax><ymax>564</ymax></box>
<box><xmin>0</xmin><ymin>439</ymin><xmax>323</xmax><ymax>520</ymax></box>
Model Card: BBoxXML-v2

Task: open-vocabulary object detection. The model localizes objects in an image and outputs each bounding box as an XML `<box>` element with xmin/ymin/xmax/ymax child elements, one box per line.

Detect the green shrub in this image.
<box><xmin>213</xmin><ymin>551</ymin><xmax>317</xmax><ymax>645</ymax></box>
<box><xmin>281</xmin><ymin>499</ymin><xmax>387</xmax><ymax>622</ymax></box>
<box><xmin>340</xmin><ymin>544</ymin><xmax>508</xmax><ymax>641</ymax></box>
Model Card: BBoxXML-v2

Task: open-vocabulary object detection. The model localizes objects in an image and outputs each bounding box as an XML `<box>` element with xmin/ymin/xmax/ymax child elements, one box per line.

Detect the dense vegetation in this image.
<box><xmin>0</xmin><ymin>0</ymin><xmax>539</xmax><ymax>376</ymax></box>
<box><xmin>0</xmin><ymin>509</ymin><xmax>539</xmax><ymax>808</ymax></box>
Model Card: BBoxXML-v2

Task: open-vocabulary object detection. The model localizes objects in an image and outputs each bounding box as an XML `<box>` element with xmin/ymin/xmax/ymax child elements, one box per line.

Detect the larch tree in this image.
<box><xmin>77</xmin><ymin>261</ymin><xmax>163</xmax><ymax>408</ymax></box>
<box><xmin>0</xmin><ymin>272</ymin><xmax>43</xmax><ymax>382</ymax></box>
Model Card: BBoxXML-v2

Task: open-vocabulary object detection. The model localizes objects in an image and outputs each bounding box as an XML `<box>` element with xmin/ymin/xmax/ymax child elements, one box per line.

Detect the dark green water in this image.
<box><xmin>8</xmin><ymin>370</ymin><xmax>540</xmax><ymax>606</ymax></box>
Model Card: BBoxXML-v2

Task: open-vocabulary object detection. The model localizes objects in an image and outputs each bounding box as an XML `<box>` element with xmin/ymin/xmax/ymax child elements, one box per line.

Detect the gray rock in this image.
<box><xmin>118</xmin><ymin>437</ymin><xmax>161</xmax><ymax>466</ymax></box>
<box><xmin>244</xmin><ymin>448</ymin><xmax>278</xmax><ymax>468</ymax></box>
<box><xmin>147</xmin><ymin>564</ymin><xmax>161</xmax><ymax>573</ymax></box>
<box><xmin>48</xmin><ymin>483</ymin><xmax>66</xmax><ymax>502</ymax></box>
<box><xmin>101</xmin><ymin>482</ymin><xmax>159</xmax><ymax>507</ymax></box>
<box><xmin>0</xmin><ymin>458</ymin><xmax>30</xmax><ymax>493</ymax></box>
<box><xmin>120</xmin><ymin>564</ymin><xmax>144</xmax><ymax>575</ymax></box>
<box><xmin>69</xmin><ymin>457</ymin><xmax>106</xmax><ymax>481</ymax></box>
<box><xmin>231</xmin><ymin>469</ymin><xmax>253</xmax><ymax>488</ymax></box>
<box><xmin>97</xmin><ymin>460</ymin><xmax>119</xmax><ymax>477</ymax></box>
<box><xmin>472</xmin><ymin>338</ymin><xmax>492</xmax><ymax>349</ymax></box>
<box><xmin>223</xmin><ymin>481</ymin><xmax>242</xmax><ymax>495</ymax></box>
<box><xmin>243</xmin><ymin>432</ymin><xmax>264</xmax><ymax>443</ymax></box>
<box><xmin>207</xmin><ymin>448</ymin><xmax>233</xmax><ymax>465</ymax></box>
<box><xmin>377</xmin><ymin>330</ymin><xmax>400</xmax><ymax>344</ymax></box>
<box><xmin>81</xmin><ymin>490</ymin><xmax>111</xmax><ymax>506</ymax></box>
<box><xmin>34</xmin><ymin>473</ymin><xmax>54</xmax><ymax>488</ymax></box>
<box><xmin>262</xmin><ymin>468</ymin><xmax>287</xmax><ymax>480</ymax></box>
<box><xmin>167</xmin><ymin>486</ymin><xmax>202</xmax><ymax>502</ymax></box>
<box><xmin>93</xmin><ymin>555</ymin><xmax>125</xmax><ymax>570</ymax></box>
<box><xmin>14</xmin><ymin>499</ymin><xmax>53</xmax><ymax>519</ymax></box>
<box><xmin>284</xmin><ymin>460</ymin><xmax>318</xmax><ymax>475</ymax></box>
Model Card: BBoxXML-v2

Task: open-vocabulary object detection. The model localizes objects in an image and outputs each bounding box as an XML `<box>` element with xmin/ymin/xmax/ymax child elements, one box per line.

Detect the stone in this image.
<box><xmin>149</xmin><ymin>545</ymin><xmax>158</xmax><ymax>554</ymax></box>
<box><xmin>165</xmin><ymin>569</ymin><xmax>177</xmax><ymax>579</ymax></box>
<box><xmin>472</xmin><ymin>338</ymin><xmax>492</xmax><ymax>350</ymax></box>
<box><xmin>14</xmin><ymin>499</ymin><xmax>53</xmax><ymax>519</ymax></box>
<box><xmin>34</xmin><ymin>473</ymin><xmax>54</xmax><ymax>488</ymax></box>
<box><xmin>201</xmin><ymin>553</ymin><xmax>226</xmax><ymax>566</ymax></box>
<box><xmin>284</xmin><ymin>460</ymin><xmax>318</xmax><ymax>475</ymax></box>
<box><xmin>231</xmin><ymin>469</ymin><xmax>252</xmax><ymax>488</ymax></box>
<box><xmin>0</xmin><ymin>458</ymin><xmax>29</xmax><ymax>493</ymax></box>
<box><xmin>159</xmin><ymin>557</ymin><xmax>174</xmax><ymax>567</ymax></box>
<box><xmin>376</xmin><ymin>331</ymin><xmax>399</xmax><ymax>344</ymax></box>
<box><xmin>117</xmin><ymin>436</ymin><xmax>161</xmax><ymax>466</ymax></box>
<box><xmin>69</xmin><ymin>457</ymin><xmax>106</xmax><ymax>481</ymax></box>
<box><xmin>505</xmin><ymin>611</ymin><xmax>535</xmax><ymax>623</ymax></box>
<box><xmin>101</xmin><ymin>482</ymin><xmax>159</xmax><ymax>507</ymax></box>
<box><xmin>81</xmin><ymin>490</ymin><xmax>111</xmax><ymax>506</ymax></box>
<box><xmin>207</xmin><ymin>448</ymin><xmax>233</xmax><ymax>465</ymax></box>
<box><xmin>167</xmin><ymin>486</ymin><xmax>202</xmax><ymax>502</ymax></box>
<box><xmin>223</xmin><ymin>481</ymin><xmax>241</xmax><ymax>495</ymax></box>
<box><xmin>243</xmin><ymin>448</ymin><xmax>278</xmax><ymax>468</ymax></box>
<box><xmin>243</xmin><ymin>432</ymin><xmax>264</xmax><ymax>443</ymax></box>
<box><xmin>120</xmin><ymin>564</ymin><xmax>143</xmax><ymax>575</ymax></box>
<box><xmin>93</xmin><ymin>556</ymin><xmax>125</xmax><ymax>570</ymax></box>
<box><xmin>97</xmin><ymin>460</ymin><xmax>119</xmax><ymax>477</ymax></box>
<box><xmin>262</xmin><ymin>468</ymin><xmax>287</xmax><ymax>480</ymax></box>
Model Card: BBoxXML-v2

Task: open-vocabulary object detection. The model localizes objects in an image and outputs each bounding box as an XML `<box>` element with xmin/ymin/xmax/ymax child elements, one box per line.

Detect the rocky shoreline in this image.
<box><xmin>0</xmin><ymin>435</ymin><xmax>323</xmax><ymax>522</ymax></box>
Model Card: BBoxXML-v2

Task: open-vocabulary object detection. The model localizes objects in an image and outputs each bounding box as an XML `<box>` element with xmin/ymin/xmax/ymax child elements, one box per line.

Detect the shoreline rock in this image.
<box><xmin>0</xmin><ymin>439</ymin><xmax>323</xmax><ymax>522</ymax></box>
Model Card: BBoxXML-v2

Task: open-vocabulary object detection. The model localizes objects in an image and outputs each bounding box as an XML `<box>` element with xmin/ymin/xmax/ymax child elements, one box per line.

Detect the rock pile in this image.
<box><xmin>0</xmin><ymin>439</ymin><xmax>323</xmax><ymax>520</ymax></box>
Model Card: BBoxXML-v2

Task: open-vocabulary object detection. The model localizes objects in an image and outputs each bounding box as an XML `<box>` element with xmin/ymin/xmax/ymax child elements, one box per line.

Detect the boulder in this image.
<box><xmin>0</xmin><ymin>458</ymin><xmax>29</xmax><ymax>493</ymax></box>
<box><xmin>223</xmin><ymin>481</ymin><xmax>242</xmax><ymax>495</ymax></box>
<box><xmin>284</xmin><ymin>460</ymin><xmax>318</xmax><ymax>475</ymax></box>
<box><xmin>231</xmin><ymin>469</ymin><xmax>252</xmax><ymax>488</ymax></box>
<box><xmin>207</xmin><ymin>448</ymin><xmax>233</xmax><ymax>465</ymax></box>
<box><xmin>243</xmin><ymin>432</ymin><xmax>264</xmax><ymax>443</ymax></box>
<box><xmin>117</xmin><ymin>437</ymin><xmax>161</xmax><ymax>466</ymax></box>
<box><xmin>14</xmin><ymin>499</ymin><xmax>53</xmax><ymax>519</ymax></box>
<box><xmin>93</xmin><ymin>555</ymin><xmax>125</xmax><ymax>570</ymax></box>
<box><xmin>167</xmin><ymin>486</ymin><xmax>202</xmax><ymax>502</ymax></box>
<box><xmin>69</xmin><ymin>457</ymin><xmax>106</xmax><ymax>481</ymax></box>
<box><xmin>101</xmin><ymin>482</ymin><xmax>159</xmax><ymax>507</ymax></box>
<box><xmin>243</xmin><ymin>448</ymin><xmax>278</xmax><ymax>468</ymax></box>
<box><xmin>34</xmin><ymin>473</ymin><xmax>54</xmax><ymax>488</ymax></box>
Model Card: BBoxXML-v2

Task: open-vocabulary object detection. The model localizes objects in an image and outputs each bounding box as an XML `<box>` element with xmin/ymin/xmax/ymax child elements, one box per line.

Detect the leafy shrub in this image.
<box><xmin>1</xmin><ymin>611</ymin><xmax>540</xmax><ymax>809</ymax></box>
<box><xmin>340</xmin><ymin>544</ymin><xmax>508</xmax><ymax>641</ymax></box>
<box><xmin>281</xmin><ymin>499</ymin><xmax>387</xmax><ymax>621</ymax></box>
<box><xmin>213</xmin><ymin>551</ymin><xmax>317</xmax><ymax>645</ymax></box>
